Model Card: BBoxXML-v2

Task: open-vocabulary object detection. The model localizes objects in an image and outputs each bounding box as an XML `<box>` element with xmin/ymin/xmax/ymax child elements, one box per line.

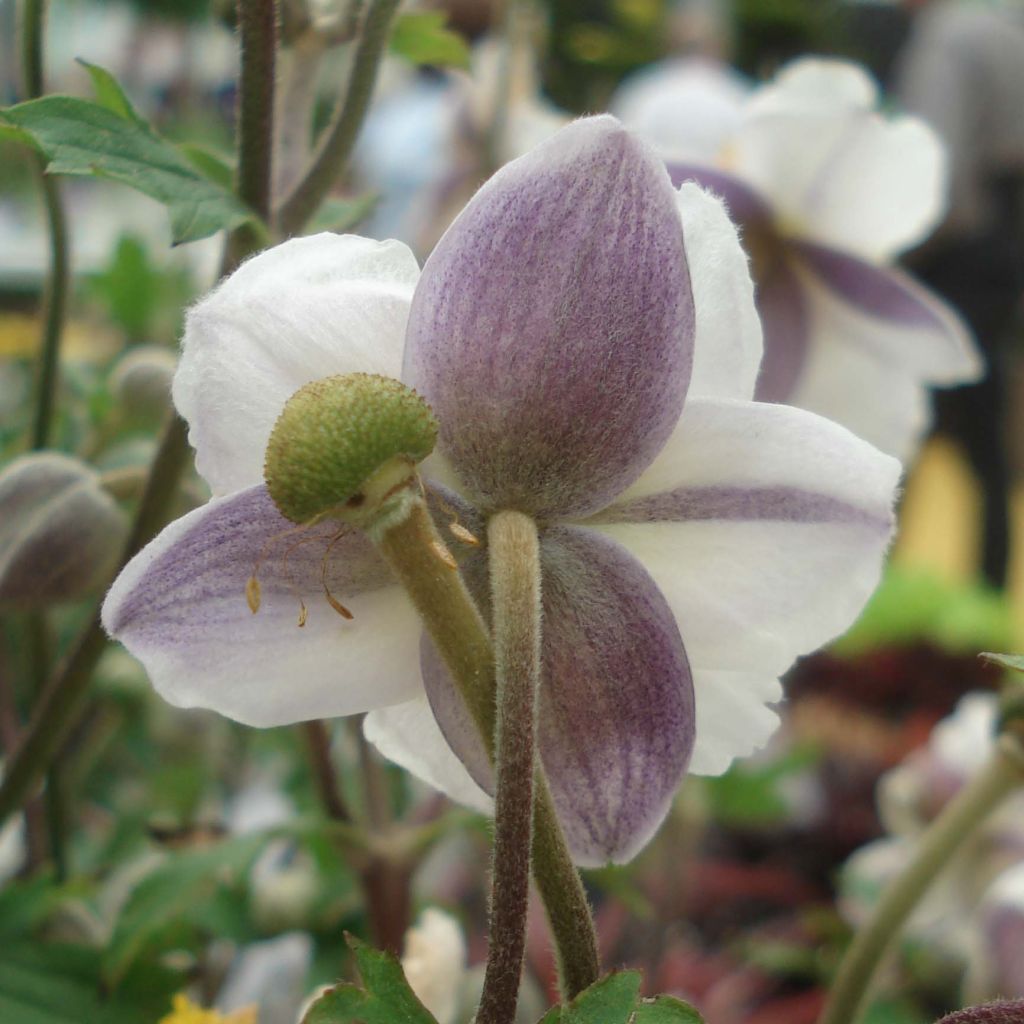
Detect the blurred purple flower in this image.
<box><xmin>630</xmin><ymin>57</ymin><xmax>982</xmax><ymax>462</ymax></box>
<box><xmin>103</xmin><ymin>117</ymin><xmax>898</xmax><ymax>865</ymax></box>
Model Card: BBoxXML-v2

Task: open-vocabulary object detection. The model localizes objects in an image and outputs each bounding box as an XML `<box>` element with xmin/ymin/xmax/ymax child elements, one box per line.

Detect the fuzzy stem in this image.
<box><xmin>275</xmin><ymin>0</ymin><xmax>401</xmax><ymax>234</ymax></box>
<box><xmin>20</xmin><ymin>0</ymin><xmax>69</xmax><ymax>451</ymax></box>
<box><xmin>229</xmin><ymin>0</ymin><xmax>278</xmax><ymax>263</ymax></box>
<box><xmin>476</xmin><ymin>511</ymin><xmax>542</xmax><ymax>1024</ymax></box>
<box><xmin>372</xmin><ymin>490</ymin><xmax>599</xmax><ymax>999</ymax></box>
<box><xmin>820</xmin><ymin>734</ymin><xmax>1024</xmax><ymax>1024</ymax></box>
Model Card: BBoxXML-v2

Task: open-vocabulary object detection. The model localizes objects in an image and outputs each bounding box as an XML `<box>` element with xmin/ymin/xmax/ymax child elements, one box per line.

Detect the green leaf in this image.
<box><xmin>981</xmin><ymin>652</ymin><xmax>1024</xmax><ymax>674</ymax></box>
<box><xmin>301</xmin><ymin>934</ymin><xmax>438</xmax><ymax>1024</ymax></box>
<box><xmin>390</xmin><ymin>12</ymin><xmax>471</xmax><ymax>70</ymax></box>
<box><xmin>103</xmin><ymin>831</ymin><xmax>269</xmax><ymax>984</ymax></box>
<box><xmin>1</xmin><ymin>73</ymin><xmax>255</xmax><ymax>244</ymax></box>
<box><xmin>633</xmin><ymin>995</ymin><xmax>705</xmax><ymax>1023</ymax></box>
<box><xmin>539</xmin><ymin>972</ymin><xmax>643</xmax><ymax>1024</ymax></box>
<box><xmin>179</xmin><ymin>143</ymin><xmax>236</xmax><ymax>191</ymax></box>
<box><xmin>76</xmin><ymin>60</ymin><xmax>145</xmax><ymax>124</ymax></box>
<box><xmin>0</xmin><ymin>942</ymin><xmax>181</xmax><ymax>1024</ymax></box>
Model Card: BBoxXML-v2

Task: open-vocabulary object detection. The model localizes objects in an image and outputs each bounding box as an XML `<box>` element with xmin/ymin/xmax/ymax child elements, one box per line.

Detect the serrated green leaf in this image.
<box><xmin>103</xmin><ymin>832</ymin><xmax>269</xmax><ymax>985</ymax></box>
<box><xmin>301</xmin><ymin>935</ymin><xmax>437</xmax><ymax>1024</ymax></box>
<box><xmin>76</xmin><ymin>60</ymin><xmax>145</xmax><ymax>124</ymax></box>
<box><xmin>633</xmin><ymin>995</ymin><xmax>705</xmax><ymax>1022</ymax></box>
<box><xmin>982</xmin><ymin>652</ymin><xmax>1024</xmax><ymax>674</ymax></box>
<box><xmin>0</xmin><ymin>94</ymin><xmax>255</xmax><ymax>244</ymax></box>
<box><xmin>390</xmin><ymin>12</ymin><xmax>471</xmax><ymax>70</ymax></box>
<box><xmin>541</xmin><ymin>972</ymin><xmax>644</xmax><ymax>1024</ymax></box>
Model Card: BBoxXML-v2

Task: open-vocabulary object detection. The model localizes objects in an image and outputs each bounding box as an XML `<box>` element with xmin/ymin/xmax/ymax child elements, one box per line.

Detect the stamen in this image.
<box><xmin>245</xmin><ymin>576</ymin><xmax>261</xmax><ymax>614</ymax></box>
<box><xmin>449</xmin><ymin>523</ymin><xmax>480</xmax><ymax>547</ymax></box>
<box><xmin>427</xmin><ymin>485</ymin><xmax>481</xmax><ymax>547</ymax></box>
<box><xmin>320</xmin><ymin>529</ymin><xmax>354</xmax><ymax>620</ymax></box>
<box><xmin>297</xmin><ymin>600</ymin><xmax>308</xmax><ymax>627</ymax></box>
<box><xmin>431</xmin><ymin>538</ymin><xmax>458</xmax><ymax>570</ymax></box>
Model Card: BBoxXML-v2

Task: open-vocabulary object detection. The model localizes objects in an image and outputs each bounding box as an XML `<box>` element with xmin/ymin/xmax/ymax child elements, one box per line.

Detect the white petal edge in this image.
<box><xmin>173</xmin><ymin>233</ymin><xmax>420</xmax><ymax>496</ymax></box>
<box><xmin>746</xmin><ymin>57</ymin><xmax>878</xmax><ymax>118</ymax></box>
<box><xmin>589</xmin><ymin>397</ymin><xmax>899</xmax><ymax>774</ymax></box>
<box><xmin>364</xmin><ymin>695</ymin><xmax>493</xmax><ymax>815</ymax></box>
<box><xmin>102</xmin><ymin>494</ymin><xmax>425</xmax><ymax>727</ymax></box>
<box><xmin>798</xmin><ymin>114</ymin><xmax>947</xmax><ymax>261</ymax></box>
<box><xmin>678</xmin><ymin>183</ymin><xmax>762</xmax><ymax>402</ymax></box>
<box><xmin>791</xmin><ymin>333</ymin><xmax>933</xmax><ymax>464</ymax></box>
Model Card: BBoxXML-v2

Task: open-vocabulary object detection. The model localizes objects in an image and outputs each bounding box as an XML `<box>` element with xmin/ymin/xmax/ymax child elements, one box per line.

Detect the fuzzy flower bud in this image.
<box><xmin>263</xmin><ymin>373</ymin><xmax>437</xmax><ymax>526</ymax></box>
<box><xmin>400</xmin><ymin>908</ymin><xmax>467</xmax><ymax>1024</ymax></box>
<box><xmin>109</xmin><ymin>345</ymin><xmax>177</xmax><ymax>427</ymax></box>
<box><xmin>0</xmin><ymin>453</ymin><xmax>128</xmax><ymax>607</ymax></box>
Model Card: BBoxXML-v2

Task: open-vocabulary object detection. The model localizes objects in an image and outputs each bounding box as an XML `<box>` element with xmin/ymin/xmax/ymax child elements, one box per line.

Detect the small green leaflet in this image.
<box><xmin>0</xmin><ymin>62</ymin><xmax>255</xmax><ymax>244</ymax></box>
<box><xmin>982</xmin><ymin>652</ymin><xmax>1024</xmax><ymax>674</ymax></box>
<box><xmin>102</xmin><ymin>831</ymin><xmax>270</xmax><ymax>985</ymax></box>
<box><xmin>390</xmin><ymin>12</ymin><xmax>471</xmax><ymax>70</ymax></box>
<box><xmin>538</xmin><ymin>972</ymin><xmax>703</xmax><ymax>1023</ymax></box>
<box><xmin>301</xmin><ymin>935</ymin><xmax>438</xmax><ymax>1024</ymax></box>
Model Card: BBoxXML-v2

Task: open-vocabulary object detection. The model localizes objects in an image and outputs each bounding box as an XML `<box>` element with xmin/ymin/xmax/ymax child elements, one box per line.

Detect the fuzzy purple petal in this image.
<box><xmin>102</xmin><ymin>485</ymin><xmax>426</xmax><ymax>726</ymax></box>
<box><xmin>404</xmin><ymin>115</ymin><xmax>694</xmax><ymax>519</ymax></box>
<box><xmin>666</xmin><ymin>161</ymin><xmax>773</xmax><ymax>226</ymax></box>
<box><xmin>420</xmin><ymin>526</ymin><xmax>694</xmax><ymax>866</ymax></box>
<box><xmin>754</xmin><ymin>258</ymin><xmax>810</xmax><ymax>402</ymax></box>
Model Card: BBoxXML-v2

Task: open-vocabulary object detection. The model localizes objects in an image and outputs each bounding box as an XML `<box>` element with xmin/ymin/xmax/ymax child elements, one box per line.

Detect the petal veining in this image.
<box><xmin>419</xmin><ymin>527</ymin><xmax>695</xmax><ymax>866</ymax></box>
<box><xmin>102</xmin><ymin>484</ymin><xmax>423</xmax><ymax>725</ymax></box>
<box><xmin>587</xmin><ymin>397</ymin><xmax>899</xmax><ymax>774</ymax></box>
<box><xmin>404</xmin><ymin>115</ymin><xmax>694</xmax><ymax>519</ymax></box>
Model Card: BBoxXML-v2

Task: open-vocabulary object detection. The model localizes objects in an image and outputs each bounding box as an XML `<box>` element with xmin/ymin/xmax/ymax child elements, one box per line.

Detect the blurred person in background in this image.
<box><xmin>895</xmin><ymin>0</ymin><xmax>1024</xmax><ymax>589</ymax></box>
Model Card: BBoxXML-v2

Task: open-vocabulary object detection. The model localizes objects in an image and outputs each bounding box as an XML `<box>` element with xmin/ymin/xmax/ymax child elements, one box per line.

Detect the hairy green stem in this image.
<box><xmin>29</xmin><ymin>175</ymin><xmax>69</xmax><ymax>451</ymax></box>
<box><xmin>275</xmin><ymin>0</ymin><xmax>401</xmax><ymax>234</ymax></box>
<box><xmin>820</xmin><ymin>734</ymin><xmax>1024</xmax><ymax>1024</ymax></box>
<box><xmin>20</xmin><ymin>0</ymin><xmax>69</xmax><ymax>451</ymax></box>
<box><xmin>229</xmin><ymin>0</ymin><xmax>278</xmax><ymax>263</ymax></box>
<box><xmin>477</xmin><ymin>511</ymin><xmax>542</xmax><ymax>1024</ymax></box>
<box><xmin>372</xmin><ymin>490</ymin><xmax>599</xmax><ymax>998</ymax></box>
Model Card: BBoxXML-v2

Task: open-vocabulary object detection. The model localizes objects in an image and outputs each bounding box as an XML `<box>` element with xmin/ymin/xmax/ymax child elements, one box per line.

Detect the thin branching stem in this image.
<box><xmin>275</xmin><ymin>0</ymin><xmax>401</xmax><ymax>234</ymax></box>
<box><xmin>819</xmin><ymin>734</ymin><xmax>1024</xmax><ymax>1024</ymax></box>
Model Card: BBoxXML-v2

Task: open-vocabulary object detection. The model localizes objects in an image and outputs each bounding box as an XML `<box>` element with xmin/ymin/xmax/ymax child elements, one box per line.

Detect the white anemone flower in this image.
<box><xmin>102</xmin><ymin>117</ymin><xmax>898</xmax><ymax>866</ymax></box>
<box><xmin>622</xmin><ymin>56</ymin><xmax>982</xmax><ymax>463</ymax></box>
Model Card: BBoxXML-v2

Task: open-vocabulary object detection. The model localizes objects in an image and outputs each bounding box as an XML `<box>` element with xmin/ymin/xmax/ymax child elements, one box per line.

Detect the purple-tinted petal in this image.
<box><xmin>754</xmin><ymin>258</ymin><xmax>810</xmax><ymax>402</ymax></box>
<box><xmin>666</xmin><ymin>161</ymin><xmax>773</xmax><ymax>226</ymax></box>
<box><xmin>793</xmin><ymin>240</ymin><xmax>979</xmax><ymax>382</ymax></box>
<box><xmin>404</xmin><ymin>115</ymin><xmax>694</xmax><ymax>519</ymax></box>
<box><xmin>421</xmin><ymin>526</ymin><xmax>694</xmax><ymax>866</ymax></box>
<box><xmin>102</xmin><ymin>485</ymin><xmax>424</xmax><ymax>726</ymax></box>
<box><xmin>598</xmin><ymin>482</ymin><xmax>891</xmax><ymax>531</ymax></box>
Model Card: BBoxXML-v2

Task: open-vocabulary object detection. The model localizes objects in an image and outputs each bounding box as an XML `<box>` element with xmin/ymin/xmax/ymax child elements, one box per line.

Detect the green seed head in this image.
<box><xmin>264</xmin><ymin>374</ymin><xmax>438</xmax><ymax>525</ymax></box>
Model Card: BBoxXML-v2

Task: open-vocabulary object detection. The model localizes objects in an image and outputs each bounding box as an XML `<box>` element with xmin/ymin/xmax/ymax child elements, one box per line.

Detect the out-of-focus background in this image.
<box><xmin>4</xmin><ymin>3</ymin><xmax>1024</xmax><ymax>1023</ymax></box>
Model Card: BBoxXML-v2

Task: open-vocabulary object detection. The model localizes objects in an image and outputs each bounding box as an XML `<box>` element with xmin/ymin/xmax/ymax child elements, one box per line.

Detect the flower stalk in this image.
<box><xmin>368</xmin><ymin>485</ymin><xmax>599</xmax><ymax>999</ymax></box>
<box><xmin>820</xmin><ymin>733</ymin><xmax>1024</xmax><ymax>1024</ymax></box>
<box><xmin>477</xmin><ymin>510</ymin><xmax>542</xmax><ymax>1024</ymax></box>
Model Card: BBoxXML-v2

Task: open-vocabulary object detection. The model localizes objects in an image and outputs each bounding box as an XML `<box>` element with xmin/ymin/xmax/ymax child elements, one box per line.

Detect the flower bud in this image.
<box><xmin>263</xmin><ymin>373</ymin><xmax>437</xmax><ymax>525</ymax></box>
<box><xmin>0</xmin><ymin>453</ymin><xmax>128</xmax><ymax>607</ymax></box>
<box><xmin>400</xmin><ymin>908</ymin><xmax>466</xmax><ymax>1024</ymax></box>
<box><xmin>108</xmin><ymin>345</ymin><xmax>177</xmax><ymax>427</ymax></box>
<box><xmin>965</xmin><ymin>863</ymin><xmax>1024</xmax><ymax>1002</ymax></box>
<box><xmin>936</xmin><ymin>1000</ymin><xmax>1024</xmax><ymax>1023</ymax></box>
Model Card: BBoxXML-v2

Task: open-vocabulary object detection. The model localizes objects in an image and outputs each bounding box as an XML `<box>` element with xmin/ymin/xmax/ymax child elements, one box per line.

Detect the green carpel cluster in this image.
<box><xmin>264</xmin><ymin>373</ymin><xmax>438</xmax><ymax>525</ymax></box>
